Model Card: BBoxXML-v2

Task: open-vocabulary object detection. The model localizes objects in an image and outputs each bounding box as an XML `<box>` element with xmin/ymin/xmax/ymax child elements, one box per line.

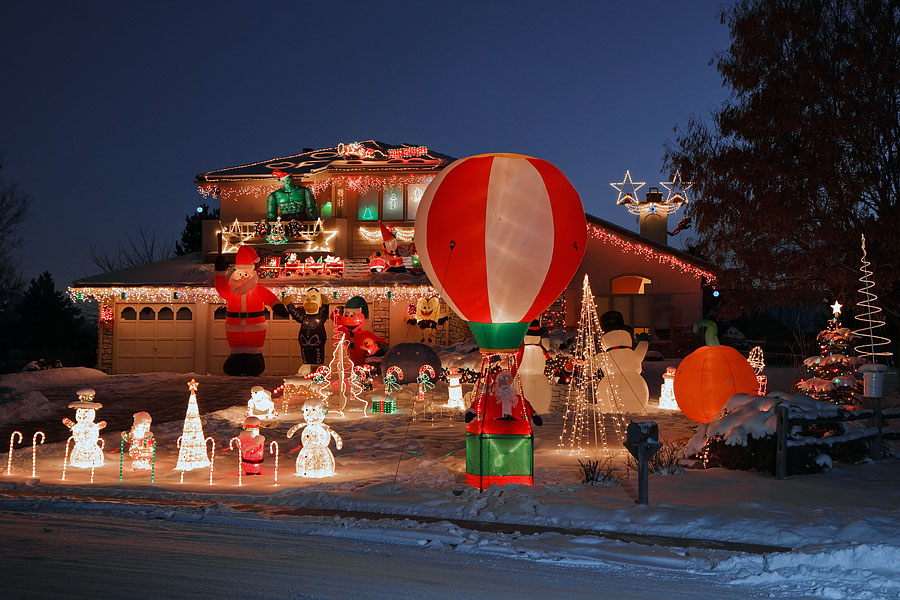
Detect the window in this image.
<box><xmin>121</xmin><ymin>307</ymin><xmax>137</xmax><ymax>321</ymax></box>
<box><xmin>176</xmin><ymin>307</ymin><xmax>193</xmax><ymax>321</ymax></box>
<box><xmin>406</xmin><ymin>183</ymin><xmax>428</xmax><ymax>220</ymax></box>
<box><xmin>358</xmin><ymin>189</ymin><xmax>379</xmax><ymax>220</ymax></box>
<box><xmin>158</xmin><ymin>307</ymin><xmax>174</xmax><ymax>320</ymax></box>
<box><xmin>214</xmin><ymin>306</ymin><xmax>227</xmax><ymax>320</ymax></box>
<box><xmin>611</xmin><ymin>275</ymin><xmax>652</xmax><ymax>295</ymax></box>
<box><xmin>139</xmin><ymin>307</ymin><xmax>156</xmax><ymax>321</ymax></box>
<box><xmin>382</xmin><ymin>184</ymin><xmax>404</xmax><ymax>220</ymax></box>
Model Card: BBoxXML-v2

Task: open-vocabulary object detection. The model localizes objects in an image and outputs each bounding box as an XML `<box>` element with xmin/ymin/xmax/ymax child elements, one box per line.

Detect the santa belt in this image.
<box><xmin>605</xmin><ymin>345</ymin><xmax>631</xmax><ymax>351</ymax></box>
<box><xmin>241</xmin><ymin>457</ymin><xmax>264</xmax><ymax>464</ymax></box>
<box><xmin>227</xmin><ymin>310</ymin><xmax>266</xmax><ymax>319</ymax></box>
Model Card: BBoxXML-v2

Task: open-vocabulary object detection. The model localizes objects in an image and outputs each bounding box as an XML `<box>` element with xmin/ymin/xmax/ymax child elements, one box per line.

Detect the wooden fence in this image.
<box><xmin>775</xmin><ymin>397</ymin><xmax>900</xmax><ymax>479</ymax></box>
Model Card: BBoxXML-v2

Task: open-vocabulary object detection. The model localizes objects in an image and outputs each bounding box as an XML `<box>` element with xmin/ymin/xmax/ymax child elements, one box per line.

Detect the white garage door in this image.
<box><xmin>114</xmin><ymin>304</ymin><xmax>196</xmax><ymax>373</ymax></box>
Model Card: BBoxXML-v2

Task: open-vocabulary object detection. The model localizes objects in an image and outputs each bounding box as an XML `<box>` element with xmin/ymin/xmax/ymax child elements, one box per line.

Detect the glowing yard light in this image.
<box><xmin>31</xmin><ymin>431</ymin><xmax>45</xmax><ymax>478</ymax></box>
<box><xmin>446</xmin><ymin>369</ymin><xmax>466</xmax><ymax>411</ymax></box>
<box><xmin>62</xmin><ymin>388</ymin><xmax>106</xmax><ymax>468</ymax></box>
<box><xmin>659</xmin><ymin>367</ymin><xmax>679</xmax><ymax>410</ymax></box>
<box><xmin>7</xmin><ymin>431</ymin><xmax>21</xmax><ymax>475</ymax></box>
<box><xmin>287</xmin><ymin>399</ymin><xmax>343</xmax><ymax>478</ymax></box>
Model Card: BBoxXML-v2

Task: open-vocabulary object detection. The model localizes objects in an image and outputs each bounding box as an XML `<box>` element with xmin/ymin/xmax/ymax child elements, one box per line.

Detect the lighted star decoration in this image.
<box><xmin>610</xmin><ymin>170</ymin><xmax>645</xmax><ymax>206</ymax></box>
<box><xmin>219</xmin><ymin>219</ymin><xmax>254</xmax><ymax>253</ymax></box>
<box><xmin>831</xmin><ymin>300</ymin><xmax>842</xmax><ymax>317</ymax></box>
<box><xmin>660</xmin><ymin>170</ymin><xmax>694</xmax><ymax>205</ymax></box>
<box><xmin>188</xmin><ymin>379</ymin><xmax>199</xmax><ymax>393</ymax></box>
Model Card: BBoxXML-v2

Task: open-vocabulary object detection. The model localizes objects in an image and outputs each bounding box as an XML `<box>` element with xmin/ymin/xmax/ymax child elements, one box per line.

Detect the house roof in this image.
<box><xmin>71</xmin><ymin>254</ymin><xmax>431</xmax><ymax>289</ymax></box>
<box><xmin>196</xmin><ymin>141</ymin><xmax>455</xmax><ymax>182</ymax></box>
<box><xmin>584</xmin><ymin>212</ymin><xmax>715</xmax><ymax>276</ymax></box>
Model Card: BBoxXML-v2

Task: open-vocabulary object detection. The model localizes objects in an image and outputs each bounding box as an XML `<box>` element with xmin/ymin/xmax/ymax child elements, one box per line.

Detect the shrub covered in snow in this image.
<box><xmin>684</xmin><ymin>392</ymin><xmax>872</xmax><ymax>474</ymax></box>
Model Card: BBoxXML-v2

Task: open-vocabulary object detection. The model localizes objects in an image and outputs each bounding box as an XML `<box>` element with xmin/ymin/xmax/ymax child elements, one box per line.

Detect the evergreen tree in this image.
<box><xmin>175</xmin><ymin>204</ymin><xmax>219</xmax><ymax>256</ymax></box>
<box><xmin>796</xmin><ymin>304</ymin><xmax>862</xmax><ymax>405</ymax></box>
<box><xmin>16</xmin><ymin>271</ymin><xmax>92</xmax><ymax>367</ymax></box>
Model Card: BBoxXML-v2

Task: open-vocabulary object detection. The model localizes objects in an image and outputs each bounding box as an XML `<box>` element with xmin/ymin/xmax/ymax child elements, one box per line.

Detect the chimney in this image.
<box><xmin>638</xmin><ymin>187</ymin><xmax>668</xmax><ymax>245</ymax></box>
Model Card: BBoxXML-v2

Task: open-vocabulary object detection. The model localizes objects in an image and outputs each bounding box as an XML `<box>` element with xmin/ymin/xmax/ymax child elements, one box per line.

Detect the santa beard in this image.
<box><xmin>229</xmin><ymin>274</ymin><xmax>258</xmax><ymax>295</ymax></box>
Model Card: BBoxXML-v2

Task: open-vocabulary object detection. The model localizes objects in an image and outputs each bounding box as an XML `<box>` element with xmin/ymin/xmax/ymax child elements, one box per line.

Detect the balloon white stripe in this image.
<box><xmin>484</xmin><ymin>157</ymin><xmax>554</xmax><ymax>322</ymax></box>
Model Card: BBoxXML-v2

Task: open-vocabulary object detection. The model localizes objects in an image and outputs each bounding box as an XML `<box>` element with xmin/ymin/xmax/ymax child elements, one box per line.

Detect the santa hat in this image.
<box><xmin>235</xmin><ymin>246</ymin><xmax>258</xmax><ymax>270</ymax></box>
<box><xmin>244</xmin><ymin>416</ymin><xmax>261</xmax><ymax>429</ymax></box>
<box><xmin>380</xmin><ymin>223</ymin><xmax>395</xmax><ymax>243</ymax></box>
<box><xmin>132</xmin><ymin>411</ymin><xmax>152</xmax><ymax>425</ymax></box>
<box><xmin>272</xmin><ymin>169</ymin><xmax>290</xmax><ymax>180</ymax></box>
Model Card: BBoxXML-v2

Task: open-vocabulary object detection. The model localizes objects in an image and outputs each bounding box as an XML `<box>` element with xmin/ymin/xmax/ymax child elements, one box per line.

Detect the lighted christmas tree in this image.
<box><xmin>174</xmin><ymin>379</ymin><xmax>211</xmax><ymax>471</ymax></box>
<box><xmin>853</xmin><ymin>234</ymin><xmax>893</xmax><ymax>364</ymax></box>
<box><xmin>558</xmin><ymin>275</ymin><xmax>629</xmax><ymax>456</ymax></box>
<box><xmin>796</xmin><ymin>302</ymin><xmax>862</xmax><ymax>405</ymax></box>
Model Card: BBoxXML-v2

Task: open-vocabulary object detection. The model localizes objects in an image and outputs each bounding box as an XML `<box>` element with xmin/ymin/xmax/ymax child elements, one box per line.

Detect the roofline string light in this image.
<box><xmin>587</xmin><ymin>224</ymin><xmax>716</xmax><ymax>284</ymax></box>
<box><xmin>69</xmin><ymin>284</ymin><xmax>439</xmax><ymax>304</ymax></box>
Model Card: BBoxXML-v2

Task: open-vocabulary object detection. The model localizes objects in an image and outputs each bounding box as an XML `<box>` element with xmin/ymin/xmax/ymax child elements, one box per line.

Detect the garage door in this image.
<box><xmin>209</xmin><ymin>304</ymin><xmax>317</xmax><ymax>376</ymax></box>
<box><xmin>114</xmin><ymin>304</ymin><xmax>197</xmax><ymax>373</ymax></box>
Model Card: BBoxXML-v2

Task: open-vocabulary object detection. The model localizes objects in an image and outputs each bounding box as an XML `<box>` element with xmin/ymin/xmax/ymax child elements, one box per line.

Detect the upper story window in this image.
<box><xmin>358</xmin><ymin>189</ymin><xmax>379</xmax><ymax>220</ymax></box>
<box><xmin>611</xmin><ymin>275</ymin><xmax>652</xmax><ymax>295</ymax></box>
<box><xmin>382</xmin><ymin>184</ymin><xmax>404</xmax><ymax>220</ymax></box>
<box><xmin>355</xmin><ymin>180</ymin><xmax>434</xmax><ymax>222</ymax></box>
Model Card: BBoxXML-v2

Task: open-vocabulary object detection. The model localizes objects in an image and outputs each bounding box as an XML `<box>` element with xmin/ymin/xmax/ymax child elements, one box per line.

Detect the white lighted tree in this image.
<box><xmin>174</xmin><ymin>379</ymin><xmax>211</xmax><ymax>471</ymax></box>
<box><xmin>853</xmin><ymin>234</ymin><xmax>892</xmax><ymax>363</ymax></box>
<box><xmin>558</xmin><ymin>275</ymin><xmax>629</xmax><ymax>456</ymax></box>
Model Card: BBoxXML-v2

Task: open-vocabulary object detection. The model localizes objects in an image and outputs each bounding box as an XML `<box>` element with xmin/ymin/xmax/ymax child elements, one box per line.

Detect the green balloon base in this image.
<box><xmin>468</xmin><ymin>322</ymin><xmax>530</xmax><ymax>353</ymax></box>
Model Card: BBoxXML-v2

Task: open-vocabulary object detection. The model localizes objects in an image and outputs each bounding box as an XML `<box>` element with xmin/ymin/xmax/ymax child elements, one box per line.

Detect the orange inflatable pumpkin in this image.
<box><xmin>674</xmin><ymin>320</ymin><xmax>759</xmax><ymax>423</ymax></box>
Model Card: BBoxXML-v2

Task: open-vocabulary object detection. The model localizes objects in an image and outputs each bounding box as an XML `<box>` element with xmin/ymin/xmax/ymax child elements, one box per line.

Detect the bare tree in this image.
<box><xmin>0</xmin><ymin>161</ymin><xmax>32</xmax><ymax>300</ymax></box>
<box><xmin>88</xmin><ymin>225</ymin><xmax>174</xmax><ymax>272</ymax></box>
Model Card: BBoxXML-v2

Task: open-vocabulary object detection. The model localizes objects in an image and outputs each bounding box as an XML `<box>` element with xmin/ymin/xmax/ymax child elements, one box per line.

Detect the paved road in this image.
<box><xmin>0</xmin><ymin>509</ymin><xmax>803</xmax><ymax>600</ymax></box>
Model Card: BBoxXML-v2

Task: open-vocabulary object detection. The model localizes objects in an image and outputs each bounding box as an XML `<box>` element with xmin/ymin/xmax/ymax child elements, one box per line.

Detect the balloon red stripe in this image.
<box><xmin>425</xmin><ymin>156</ymin><xmax>493</xmax><ymax>323</ymax></box>
<box><xmin>521</xmin><ymin>158</ymin><xmax>586</xmax><ymax>321</ymax></box>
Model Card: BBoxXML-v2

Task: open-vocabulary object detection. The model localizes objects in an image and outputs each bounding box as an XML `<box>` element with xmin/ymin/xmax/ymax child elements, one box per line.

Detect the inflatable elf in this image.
<box><xmin>464</xmin><ymin>369</ymin><xmax>542</xmax><ymax>489</ymax></box>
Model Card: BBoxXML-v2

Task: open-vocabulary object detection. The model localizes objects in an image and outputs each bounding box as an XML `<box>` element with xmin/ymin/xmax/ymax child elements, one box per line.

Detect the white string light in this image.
<box><xmin>853</xmin><ymin>234</ymin><xmax>892</xmax><ymax>362</ymax></box>
<box><xmin>174</xmin><ymin>379</ymin><xmax>211</xmax><ymax>471</ymax></box>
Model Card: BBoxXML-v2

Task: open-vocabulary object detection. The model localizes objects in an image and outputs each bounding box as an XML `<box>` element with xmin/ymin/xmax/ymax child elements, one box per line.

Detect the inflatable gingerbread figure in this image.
<box><xmin>215</xmin><ymin>246</ymin><xmax>289</xmax><ymax>376</ymax></box>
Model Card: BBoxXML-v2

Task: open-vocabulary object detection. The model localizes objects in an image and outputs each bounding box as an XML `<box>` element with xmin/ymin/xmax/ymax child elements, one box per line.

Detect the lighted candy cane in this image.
<box><xmin>7</xmin><ymin>431</ymin><xmax>22</xmax><ymax>475</ymax></box>
<box><xmin>119</xmin><ymin>437</ymin><xmax>127</xmax><ymax>482</ymax></box>
<box><xmin>90</xmin><ymin>438</ymin><xmax>105</xmax><ymax>484</ymax></box>
<box><xmin>31</xmin><ymin>431</ymin><xmax>45</xmax><ymax>478</ymax></box>
<box><xmin>61</xmin><ymin>436</ymin><xmax>74</xmax><ymax>481</ymax></box>
<box><xmin>269</xmin><ymin>441</ymin><xmax>279</xmax><ymax>487</ymax></box>
<box><xmin>353</xmin><ymin>366</ymin><xmax>369</xmax><ymax>416</ymax></box>
<box><xmin>229</xmin><ymin>437</ymin><xmax>242</xmax><ymax>487</ymax></box>
<box><xmin>149</xmin><ymin>436</ymin><xmax>157</xmax><ymax>483</ymax></box>
<box><xmin>177</xmin><ymin>435</ymin><xmax>184</xmax><ymax>483</ymax></box>
<box><xmin>205</xmin><ymin>437</ymin><xmax>216</xmax><ymax>485</ymax></box>
<box><xmin>416</xmin><ymin>365</ymin><xmax>436</xmax><ymax>421</ymax></box>
<box><xmin>384</xmin><ymin>366</ymin><xmax>403</xmax><ymax>395</ymax></box>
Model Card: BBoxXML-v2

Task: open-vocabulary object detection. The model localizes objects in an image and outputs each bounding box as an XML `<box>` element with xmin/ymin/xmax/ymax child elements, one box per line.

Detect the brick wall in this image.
<box><xmin>98</xmin><ymin>320</ymin><xmax>113</xmax><ymax>374</ymax></box>
<box><xmin>370</xmin><ymin>300</ymin><xmax>390</xmax><ymax>343</ymax></box>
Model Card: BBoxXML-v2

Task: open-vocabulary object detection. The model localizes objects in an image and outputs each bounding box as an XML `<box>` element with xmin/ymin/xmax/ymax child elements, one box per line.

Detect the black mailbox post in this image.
<box><xmin>625</xmin><ymin>421</ymin><xmax>663</xmax><ymax>505</ymax></box>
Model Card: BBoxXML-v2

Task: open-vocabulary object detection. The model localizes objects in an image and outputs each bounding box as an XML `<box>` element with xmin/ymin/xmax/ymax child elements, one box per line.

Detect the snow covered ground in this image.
<box><xmin>1</xmin><ymin>365</ymin><xmax>899</xmax><ymax>599</ymax></box>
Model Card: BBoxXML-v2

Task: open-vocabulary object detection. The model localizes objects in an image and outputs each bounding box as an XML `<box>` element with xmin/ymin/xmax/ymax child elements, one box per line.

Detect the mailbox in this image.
<box><xmin>624</xmin><ymin>420</ymin><xmax>663</xmax><ymax>505</ymax></box>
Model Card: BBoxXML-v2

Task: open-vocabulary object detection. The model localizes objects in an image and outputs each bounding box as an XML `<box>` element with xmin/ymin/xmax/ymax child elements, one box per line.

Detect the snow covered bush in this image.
<box><xmin>685</xmin><ymin>392</ymin><xmax>871</xmax><ymax>475</ymax></box>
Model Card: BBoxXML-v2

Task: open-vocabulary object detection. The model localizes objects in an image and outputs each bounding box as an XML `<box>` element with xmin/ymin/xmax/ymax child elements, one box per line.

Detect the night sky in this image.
<box><xmin>1</xmin><ymin>1</ymin><xmax>730</xmax><ymax>290</ymax></box>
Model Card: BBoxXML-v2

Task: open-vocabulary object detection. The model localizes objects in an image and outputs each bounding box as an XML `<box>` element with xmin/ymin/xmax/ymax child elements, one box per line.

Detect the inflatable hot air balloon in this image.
<box><xmin>416</xmin><ymin>153</ymin><xmax>586</xmax><ymax>490</ymax></box>
<box><xmin>415</xmin><ymin>153</ymin><xmax>586</xmax><ymax>351</ymax></box>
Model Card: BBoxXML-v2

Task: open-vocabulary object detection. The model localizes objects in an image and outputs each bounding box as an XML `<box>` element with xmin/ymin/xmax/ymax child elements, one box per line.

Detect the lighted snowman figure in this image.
<box><xmin>62</xmin><ymin>388</ymin><xmax>107</xmax><ymax>468</ymax></box>
<box><xmin>123</xmin><ymin>411</ymin><xmax>155</xmax><ymax>470</ymax></box>
<box><xmin>446</xmin><ymin>368</ymin><xmax>467</xmax><ymax>411</ymax></box>
<box><xmin>595</xmin><ymin>325</ymin><xmax>649</xmax><ymax>413</ymax></box>
<box><xmin>286</xmin><ymin>399</ymin><xmax>343</xmax><ymax>478</ymax></box>
<box><xmin>247</xmin><ymin>386</ymin><xmax>278</xmax><ymax>419</ymax></box>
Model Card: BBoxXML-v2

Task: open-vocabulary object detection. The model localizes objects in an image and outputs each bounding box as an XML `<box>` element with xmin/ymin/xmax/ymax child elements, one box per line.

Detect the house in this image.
<box><xmin>70</xmin><ymin>142</ymin><xmax>713</xmax><ymax>375</ymax></box>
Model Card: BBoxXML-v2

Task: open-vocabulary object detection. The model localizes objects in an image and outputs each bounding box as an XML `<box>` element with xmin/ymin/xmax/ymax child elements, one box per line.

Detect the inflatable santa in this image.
<box><xmin>514</xmin><ymin>320</ymin><xmax>552</xmax><ymax>413</ymax></box>
<box><xmin>464</xmin><ymin>369</ymin><xmax>542</xmax><ymax>489</ymax></box>
<box><xmin>379</xmin><ymin>223</ymin><xmax>406</xmax><ymax>272</ymax></box>
<box><xmin>215</xmin><ymin>246</ymin><xmax>289</xmax><ymax>376</ymax></box>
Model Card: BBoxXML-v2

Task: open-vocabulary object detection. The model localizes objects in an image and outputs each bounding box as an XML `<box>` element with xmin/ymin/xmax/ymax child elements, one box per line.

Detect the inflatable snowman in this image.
<box><xmin>515</xmin><ymin>320</ymin><xmax>553</xmax><ymax>413</ymax></box>
<box><xmin>595</xmin><ymin>312</ymin><xmax>649</xmax><ymax>413</ymax></box>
